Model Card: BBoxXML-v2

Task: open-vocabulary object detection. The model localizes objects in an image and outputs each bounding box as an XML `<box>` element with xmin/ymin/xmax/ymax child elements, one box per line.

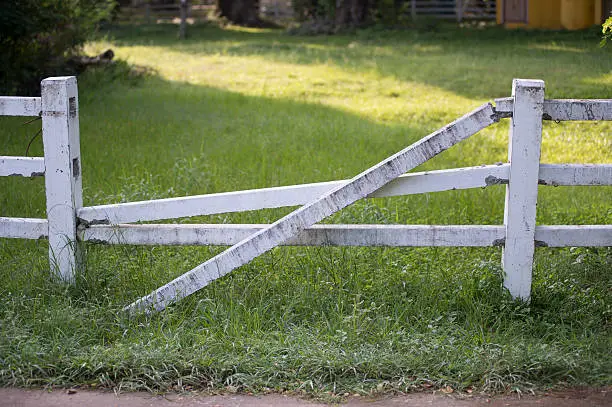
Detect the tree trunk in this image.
<box><xmin>216</xmin><ymin>0</ymin><xmax>261</xmax><ymax>26</ymax></box>
<box><xmin>335</xmin><ymin>0</ymin><xmax>368</xmax><ymax>28</ymax></box>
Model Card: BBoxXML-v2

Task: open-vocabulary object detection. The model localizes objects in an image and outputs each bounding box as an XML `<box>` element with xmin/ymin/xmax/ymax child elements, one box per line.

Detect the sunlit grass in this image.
<box><xmin>0</xmin><ymin>23</ymin><xmax>611</xmax><ymax>396</ymax></box>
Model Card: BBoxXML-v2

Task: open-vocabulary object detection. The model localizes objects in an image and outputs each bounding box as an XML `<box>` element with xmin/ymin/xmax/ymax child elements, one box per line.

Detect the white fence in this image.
<box><xmin>1</xmin><ymin>77</ymin><xmax>611</xmax><ymax>314</ymax></box>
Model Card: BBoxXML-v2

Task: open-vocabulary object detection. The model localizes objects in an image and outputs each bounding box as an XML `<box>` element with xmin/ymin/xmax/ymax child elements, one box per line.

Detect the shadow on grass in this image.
<box><xmin>101</xmin><ymin>23</ymin><xmax>612</xmax><ymax>99</ymax></box>
<box><xmin>73</xmin><ymin>66</ymin><xmax>507</xmax><ymax>204</ymax></box>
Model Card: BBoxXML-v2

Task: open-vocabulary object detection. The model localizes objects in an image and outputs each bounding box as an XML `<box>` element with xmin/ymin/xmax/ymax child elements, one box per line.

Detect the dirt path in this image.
<box><xmin>0</xmin><ymin>388</ymin><xmax>610</xmax><ymax>407</ymax></box>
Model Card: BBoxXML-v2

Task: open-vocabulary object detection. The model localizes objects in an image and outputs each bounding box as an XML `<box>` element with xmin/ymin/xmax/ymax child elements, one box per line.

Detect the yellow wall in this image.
<box><xmin>595</xmin><ymin>0</ymin><xmax>603</xmax><ymax>24</ymax></box>
<box><xmin>498</xmin><ymin>0</ymin><xmax>601</xmax><ymax>30</ymax></box>
<box><xmin>560</xmin><ymin>0</ymin><xmax>596</xmax><ymax>29</ymax></box>
<box><xmin>529</xmin><ymin>0</ymin><xmax>562</xmax><ymax>29</ymax></box>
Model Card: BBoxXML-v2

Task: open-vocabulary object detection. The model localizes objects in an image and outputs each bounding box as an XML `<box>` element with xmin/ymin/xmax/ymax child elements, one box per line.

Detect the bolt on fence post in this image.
<box><xmin>41</xmin><ymin>77</ymin><xmax>83</xmax><ymax>284</ymax></box>
<box><xmin>502</xmin><ymin>79</ymin><xmax>545</xmax><ymax>300</ymax></box>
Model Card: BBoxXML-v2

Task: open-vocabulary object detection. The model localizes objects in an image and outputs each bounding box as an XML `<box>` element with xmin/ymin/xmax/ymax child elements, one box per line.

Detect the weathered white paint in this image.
<box><xmin>84</xmin><ymin>224</ymin><xmax>506</xmax><ymax>247</ymax></box>
<box><xmin>535</xmin><ymin>225</ymin><xmax>612</xmax><ymax>247</ymax></box>
<box><xmin>0</xmin><ymin>156</ymin><xmax>45</xmax><ymax>177</ymax></box>
<box><xmin>538</xmin><ymin>164</ymin><xmax>612</xmax><ymax>186</ymax></box>
<box><xmin>495</xmin><ymin>97</ymin><xmax>612</xmax><ymax>121</ymax></box>
<box><xmin>125</xmin><ymin>103</ymin><xmax>497</xmax><ymax>314</ymax></box>
<box><xmin>502</xmin><ymin>79</ymin><xmax>545</xmax><ymax>300</ymax></box>
<box><xmin>83</xmin><ymin>224</ymin><xmax>612</xmax><ymax>248</ymax></box>
<box><xmin>541</xmin><ymin>99</ymin><xmax>612</xmax><ymax>121</ymax></box>
<box><xmin>494</xmin><ymin>97</ymin><xmax>513</xmax><ymax>115</ymax></box>
<box><xmin>372</xmin><ymin>164</ymin><xmax>508</xmax><ymax>196</ymax></box>
<box><xmin>79</xmin><ymin>179</ymin><xmax>340</xmax><ymax>225</ymax></box>
<box><xmin>78</xmin><ymin>164</ymin><xmax>510</xmax><ymax>224</ymax></box>
<box><xmin>41</xmin><ymin>77</ymin><xmax>83</xmax><ymax>283</ymax></box>
<box><xmin>0</xmin><ymin>97</ymin><xmax>42</xmax><ymax>117</ymax></box>
<box><xmin>0</xmin><ymin>217</ymin><xmax>48</xmax><ymax>239</ymax></box>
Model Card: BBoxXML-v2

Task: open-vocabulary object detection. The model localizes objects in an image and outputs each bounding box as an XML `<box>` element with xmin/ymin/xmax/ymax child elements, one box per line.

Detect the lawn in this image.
<box><xmin>0</xmin><ymin>23</ymin><xmax>610</xmax><ymax>397</ymax></box>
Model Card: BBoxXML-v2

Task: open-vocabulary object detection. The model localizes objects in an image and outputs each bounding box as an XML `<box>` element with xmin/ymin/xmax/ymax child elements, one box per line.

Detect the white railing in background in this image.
<box><xmin>0</xmin><ymin>77</ymin><xmax>610</xmax><ymax>313</ymax></box>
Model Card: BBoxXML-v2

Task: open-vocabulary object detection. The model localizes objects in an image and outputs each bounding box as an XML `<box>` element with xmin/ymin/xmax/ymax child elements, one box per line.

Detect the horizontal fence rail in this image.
<box><xmin>78</xmin><ymin>164</ymin><xmax>509</xmax><ymax>224</ymax></box>
<box><xmin>0</xmin><ymin>97</ymin><xmax>41</xmax><ymax>117</ymax></box>
<box><xmin>0</xmin><ymin>217</ymin><xmax>48</xmax><ymax>239</ymax></box>
<box><xmin>495</xmin><ymin>98</ymin><xmax>612</xmax><ymax>121</ymax></box>
<box><xmin>78</xmin><ymin>163</ymin><xmax>612</xmax><ymax>225</ymax></box>
<box><xmin>0</xmin><ymin>156</ymin><xmax>45</xmax><ymax>177</ymax></box>
<box><xmin>82</xmin><ymin>224</ymin><xmax>612</xmax><ymax>248</ymax></box>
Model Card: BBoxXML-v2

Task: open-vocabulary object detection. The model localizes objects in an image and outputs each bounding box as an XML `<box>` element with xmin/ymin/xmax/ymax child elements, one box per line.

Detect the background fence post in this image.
<box><xmin>179</xmin><ymin>0</ymin><xmax>188</xmax><ymax>39</ymax></box>
<box><xmin>41</xmin><ymin>77</ymin><xmax>83</xmax><ymax>284</ymax></box>
<box><xmin>502</xmin><ymin>79</ymin><xmax>545</xmax><ymax>300</ymax></box>
<box><xmin>456</xmin><ymin>0</ymin><xmax>463</xmax><ymax>22</ymax></box>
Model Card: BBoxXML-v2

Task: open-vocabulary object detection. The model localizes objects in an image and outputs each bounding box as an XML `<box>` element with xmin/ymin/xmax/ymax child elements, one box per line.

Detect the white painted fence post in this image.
<box><xmin>41</xmin><ymin>77</ymin><xmax>83</xmax><ymax>284</ymax></box>
<box><xmin>502</xmin><ymin>79</ymin><xmax>545</xmax><ymax>300</ymax></box>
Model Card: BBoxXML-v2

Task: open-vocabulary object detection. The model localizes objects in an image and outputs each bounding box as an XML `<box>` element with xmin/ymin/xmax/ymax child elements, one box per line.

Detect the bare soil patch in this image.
<box><xmin>0</xmin><ymin>388</ymin><xmax>610</xmax><ymax>407</ymax></box>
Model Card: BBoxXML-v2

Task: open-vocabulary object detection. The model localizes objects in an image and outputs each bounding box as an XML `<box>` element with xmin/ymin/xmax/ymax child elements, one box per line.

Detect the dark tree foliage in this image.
<box><xmin>335</xmin><ymin>0</ymin><xmax>369</xmax><ymax>27</ymax></box>
<box><xmin>216</xmin><ymin>0</ymin><xmax>262</xmax><ymax>26</ymax></box>
<box><xmin>292</xmin><ymin>0</ymin><xmax>371</xmax><ymax>30</ymax></box>
<box><xmin>0</xmin><ymin>0</ymin><xmax>116</xmax><ymax>95</ymax></box>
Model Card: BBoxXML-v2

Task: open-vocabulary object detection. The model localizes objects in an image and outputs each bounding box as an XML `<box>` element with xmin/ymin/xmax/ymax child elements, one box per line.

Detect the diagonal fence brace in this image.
<box><xmin>125</xmin><ymin>103</ymin><xmax>497</xmax><ymax>314</ymax></box>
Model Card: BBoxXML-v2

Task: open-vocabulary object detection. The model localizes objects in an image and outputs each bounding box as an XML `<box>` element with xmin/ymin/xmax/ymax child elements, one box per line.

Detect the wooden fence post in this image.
<box><xmin>41</xmin><ymin>77</ymin><xmax>83</xmax><ymax>284</ymax></box>
<box><xmin>502</xmin><ymin>79</ymin><xmax>545</xmax><ymax>300</ymax></box>
<box><xmin>179</xmin><ymin>0</ymin><xmax>188</xmax><ymax>39</ymax></box>
<box><xmin>145</xmin><ymin>1</ymin><xmax>151</xmax><ymax>23</ymax></box>
<box><xmin>456</xmin><ymin>0</ymin><xmax>463</xmax><ymax>22</ymax></box>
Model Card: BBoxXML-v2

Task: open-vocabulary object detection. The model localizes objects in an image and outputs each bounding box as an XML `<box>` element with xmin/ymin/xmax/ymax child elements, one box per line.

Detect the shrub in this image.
<box><xmin>602</xmin><ymin>16</ymin><xmax>612</xmax><ymax>47</ymax></box>
<box><xmin>0</xmin><ymin>0</ymin><xmax>116</xmax><ymax>95</ymax></box>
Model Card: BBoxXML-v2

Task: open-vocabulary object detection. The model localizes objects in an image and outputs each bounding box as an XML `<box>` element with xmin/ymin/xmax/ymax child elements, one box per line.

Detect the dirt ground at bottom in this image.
<box><xmin>0</xmin><ymin>388</ymin><xmax>610</xmax><ymax>407</ymax></box>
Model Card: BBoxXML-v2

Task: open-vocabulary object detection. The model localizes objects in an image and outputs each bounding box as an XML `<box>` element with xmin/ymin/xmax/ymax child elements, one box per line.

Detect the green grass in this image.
<box><xmin>0</xmin><ymin>23</ymin><xmax>611</xmax><ymax>397</ymax></box>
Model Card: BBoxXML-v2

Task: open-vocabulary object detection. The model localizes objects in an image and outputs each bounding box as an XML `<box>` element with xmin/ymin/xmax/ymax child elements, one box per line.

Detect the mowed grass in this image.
<box><xmin>0</xmin><ymin>23</ymin><xmax>611</xmax><ymax>396</ymax></box>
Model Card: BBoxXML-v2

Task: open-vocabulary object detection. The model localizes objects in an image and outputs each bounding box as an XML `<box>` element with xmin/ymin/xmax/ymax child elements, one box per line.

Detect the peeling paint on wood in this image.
<box><xmin>485</xmin><ymin>175</ymin><xmax>508</xmax><ymax>186</ymax></box>
<box><xmin>84</xmin><ymin>224</ymin><xmax>506</xmax><ymax>247</ymax></box>
<box><xmin>494</xmin><ymin>97</ymin><xmax>612</xmax><ymax>121</ymax></box>
<box><xmin>0</xmin><ymin>97</ymin><xmax>42</xmax><ymax>116</ymax></box>
<box><xmin>543</xmin><ymin>99</ymin><xmax>612</xmax><ymax>121</ymax></box>
<box><xmin>0</xmin><ymin>156</ymin><xmax>45</xmax><ymax>177</ymax></box>
<box><xmin>125</xmin><ymin>103</ymin><xmax>497</xmax><ymax>314</ymax></box>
